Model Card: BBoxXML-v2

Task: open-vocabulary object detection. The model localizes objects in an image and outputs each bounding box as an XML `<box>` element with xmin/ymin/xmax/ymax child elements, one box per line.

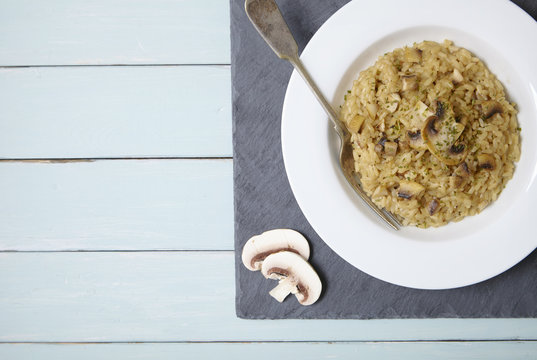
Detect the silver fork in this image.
<box><xmin>245</xmin><ymin>0</ymin><xmax>401</xmax><ymax>230</ymax></box>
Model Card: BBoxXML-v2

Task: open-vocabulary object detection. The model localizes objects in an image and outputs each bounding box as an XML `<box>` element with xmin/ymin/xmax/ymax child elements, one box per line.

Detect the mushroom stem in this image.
<box><xmin>269</xmin><ymin>277</ymin><xmax>296</xmax><ymax>303</ymax></box>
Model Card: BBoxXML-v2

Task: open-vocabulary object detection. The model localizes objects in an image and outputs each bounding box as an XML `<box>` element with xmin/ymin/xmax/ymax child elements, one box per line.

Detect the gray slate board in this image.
<box><xmin>231</xmin><ymin>0</ymin><xmax>537</xmax><ymax>319</ymax></box>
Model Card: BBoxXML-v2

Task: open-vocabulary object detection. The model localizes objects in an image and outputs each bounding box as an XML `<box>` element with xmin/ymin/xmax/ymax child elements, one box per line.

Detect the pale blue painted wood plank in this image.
<box><xmin>0</xmin><ymin>160</ymin><xmax>232</xmax><ymax>250</ymax></box>
<box><xmin>0</xmin><ymin>252</ymin><xmax>536</xmax><ymax>342</ymax></box>
<box><xmin>0</xmin><ymin>0</ymin><xmax>229</xmax><ymax>65</ymax></box>
<box><xmin>1</xmin><ymin>342</ymin><xmax>537</xmax><ymax>360</ymax></box>
<box><xmin>0</xmin><ymin>66</ymin><xmax>231</xmax><ymax>158</ymax></box>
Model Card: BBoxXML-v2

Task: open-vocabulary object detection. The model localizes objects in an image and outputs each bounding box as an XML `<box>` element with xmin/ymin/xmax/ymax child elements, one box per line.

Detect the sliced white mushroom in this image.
<box><xmin>347</xmin><ymin>114</ymin><xmax>365</xmax><ymax>133</ymax></box>
<box><xmin>454</xmin><ymin>161</ymin><xmax>471</xmax><ymax>178</ymax></box>
<box><xmin>427</xmin><ymin>198</ymin><xmax>440</xmax><ymax>216</ymax></box>
<box><xmin>401</xmin><ymin>75</ymin><xmax>418</xmax><ymax>92</ymax></box>
<box><xmin>407</xmin><ymin>130</ymin><xmax>428</xmax><ymax>150</ymax></box>
<box><xmin>450</xmin><ymin>161</ymin><xmax>471</xmax><ymax>188</ymax></box>
<box><xmin>241</xmin><ymin>229</ymin><xmax>310</xmax><ymax>271</ymax></box>
<box><xmin>423</xmin><ymin>113</ymin><xmax>465</xmax><ymax>151</ymax></box>
<box><xmin>397</xmin><ymin>180</ymin><xmax>425</xmax><ymax>200</ymax></box>
<box><xmin>261</xmin><ymin>251</ymin><xmax>322</xmax><ymax>306</ymax></box>
<box><xmin>451</xmin><ymin>68</ymin><xmax>464</xmax><ymax>84</ymax></box>
<box><xmin>366</xmin><ymin>102</ymin><xmax>378</xmax><ymax>119</ymax></box>
<box><xmin>374</xmin><ymin>143</ymin><xmax>384</xmax><ymax>154</ymax></box>
<box><xmin>384</xmin><ymin>141</ymin><xmax>398</xmax><ymax>157</ymax></box>
<box><xmin>479</xmin><ymin>100</ymin><xmax>503</xmax><ymax>120</ymax></box>
<box><xmin>422</xmin><ymin>100</ymin><xmax>468</xmax><ymax>165</ymax></box>
<box><xmin>477</xmin><ymin>153</ymin><xmax>496</xmax><ymax>170</ymax></box>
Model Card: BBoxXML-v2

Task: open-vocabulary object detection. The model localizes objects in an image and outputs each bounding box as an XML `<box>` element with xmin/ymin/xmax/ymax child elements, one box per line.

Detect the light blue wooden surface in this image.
<box><xmin>1</xmin><ymin>252</ymin><xmax>537</xmax><ymax>342</ymax></box>
<box><xmin>0</xmin><ymin>0</ymin><xmax>230</xmax><ymax>65</ymax></box>
<box><xmin>0</xmin><ymin>66</ymin><xmax>231</xmax><ymax>158</ymax></box>
<box><xmin>0</xmin><ymin>161</ymin><xmax>232</xmax><ymax>250</ymax></box>
<box><xmin>0</xmin><ymin>0</ymin><xmax>535</xmax><ymax>358</ymax></box>
<box><xmin>1</xmin><ymin>342</ymin><xmax>537</xmax><ymax>360</ymax></box>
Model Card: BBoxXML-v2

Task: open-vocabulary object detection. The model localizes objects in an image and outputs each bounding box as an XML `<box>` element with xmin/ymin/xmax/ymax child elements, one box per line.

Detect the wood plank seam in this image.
<box><xmin>0</xmin><ymin>157</ymin><xmax>233</xmax><ymax>162</ymax></box>
<box><xmin>1</xmin><ymin>340</ymin><xmax>536</xmax><ymax>344</ymax></box>
<box><xmin>0</xmin><ymin>64</ymin><xmax>231</xmax><ymax>68</ymax></box>
<box><xmin>0</xmin><ymin>250</ymin><xmax>234</xmax><ymax>253</ymax></box>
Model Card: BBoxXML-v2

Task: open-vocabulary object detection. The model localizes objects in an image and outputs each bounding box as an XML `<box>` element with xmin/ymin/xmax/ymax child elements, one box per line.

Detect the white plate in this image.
<box><xmin>281</xmin><ymin>0</ymin><xmax>537</xmax><ymax>289</ymax></box>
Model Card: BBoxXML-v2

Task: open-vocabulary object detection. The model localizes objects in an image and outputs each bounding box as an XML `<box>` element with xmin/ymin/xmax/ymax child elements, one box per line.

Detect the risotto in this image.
<box><xmin>340</xmin><ymin>40</ymin><xmax>520</xmax><ymax>228</ymax></box>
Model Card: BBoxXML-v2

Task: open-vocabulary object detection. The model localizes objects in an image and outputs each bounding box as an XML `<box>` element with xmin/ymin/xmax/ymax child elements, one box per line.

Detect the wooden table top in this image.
<box><xmin>0</xmin><ymin>1</ymin><xmax>535</xmax><ymax>358</ymax></box>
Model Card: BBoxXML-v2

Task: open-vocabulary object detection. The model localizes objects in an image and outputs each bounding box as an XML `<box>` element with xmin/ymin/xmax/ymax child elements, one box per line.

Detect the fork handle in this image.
<box><xmin>245</xmin><ymin>0</ymin><xmax>401</xmax><ymax>230</ymax></box>
<box><xmin>288</xmin><ymin>58</ymin><xmax>345</xmax><ymax>138</ymax></box>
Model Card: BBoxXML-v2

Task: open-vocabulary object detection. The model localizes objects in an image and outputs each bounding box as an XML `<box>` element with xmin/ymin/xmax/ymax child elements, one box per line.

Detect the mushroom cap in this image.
<box><xmin>241</xmin><ymin>229</ymin><xmax>310</xmax><ymax>271</ymax></box>
<box><xmin>407</xmin><ymin>130</ymin><xmax>428</xmax><ymax>151</ymax></box>
<box><xmin>261</xmin><ymin>251</ymin><xmax>322</xmax><ymax>306</ymax></box>
<box><xmin>477</xmin><ymin>153</ymin><xmax>496</xmax><ymax>170</ymax></box>
<box><xmin>479</xmin><ymin>100</ymin><xmax>503</xmax><ymax>120</ymax></box>
<box><xmin>422</xmin><ymin>107</ymin><xmax>468</xmax><ymax>166</ymax></box>
<box><xmin>397</xmin><ymin>180</ymin><xmax>425</xmax><ymax>200</ymax></box>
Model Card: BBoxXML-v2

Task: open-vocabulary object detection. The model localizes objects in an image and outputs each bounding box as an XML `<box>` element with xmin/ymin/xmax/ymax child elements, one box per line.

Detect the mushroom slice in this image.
<box><xmin>375</xmin><ymin>136</ymin><xmax>387</xmax><ymax>154</ymax></box>
<box><xmin>451</xmin><ymin>161</ymin><xmax>471</xmax><ymax>188</ymax></box>
<box><xmin>404</xmin><ymin>47</ymin><xmax>422</xmax><ymax>63</ymax></box>
<box><xmin>480</xmin><ymin>100</ymin><xmax>503</xmax><ymax>120</ymax></box>
<box><xmin>441</xmin><ymin>140</ymin><xmax>469</xmax><ymax>166</ymax></box>
<box><xmin>398</xmin><ymin>138</ymin><xmax>410</xmax><ymax>152</ymax></box>
<box><xmin>454</xmin><ymin>161</ymin><xmax>471</xmax><ymax>178</ymax></box>
<box><xmin>477</xmin><ymin>153</ymin><xmax>496</xmax><ymax>170</ymax></box>
<box><xmin>366</xmin><ymin>102</ymin><xmax>378</xmax><ymax>119</ymax></box>
<box><xmin>384</xmin><ymin>141</ymin><xmax>398</xmax><ymax>157</ymax></box>
<box><xmin>407</xmin><ymin>130</ymin><xmax>428</xmax><ymax>150</ymax></box>
<box><xmin>451</xmin><ymin>68</ymin><xmax>464</xmax><ymax>84</ymax></box>
<box><xmin>434</xmin><ymin>100</ymin><xmax>447</xmax><ymax>118</ymax></box>
<box><xmin>374</xmin><ymin>143</ymin><xmax>384</xmax><ymax>154</ymax></box>
<box><xmin>261</xmin><ymin>251</ymin><xmax>322</xmax><ymax>306</ymax></box>
<box><xmin>401</xmin><ymin>75</ymin><xmax>418</xmax><ymax>92</ymax></box>
<box><xmin>397</xmin><ymin>180</ymin><xmax>425</xmax><ymax>200</ymax></box>
<box><xmin>456</xmin><ymin>114</ymin><xmax>469</xmax><ymax>127</ymax></box>
<box><xmin>241</xmin><ymin>229</ymin><xmax>310</xmax><ymax>271</ymax></box>
<box><xmin>427</xmin><ymin>198</ymin><xmax>440</xmax><ymax>216</ymax></box>
<box><xmin>347</xmin><ymin>114</ymin><xmax>365</xmax><ymax>133</ymax></box>
<box><xmin>423</xmin><ymin>114</ymin><xmax>464</xmax><ymax>152</ymax></box>
<box><xmin>450</xmin><ymin>176</ymin><xmax>464</xmax><ymax>188</ymax></box>
<box><xmin>422</xmin><ymin>101</ymin><xmax>468</xmax><ymax>165</ymax></box>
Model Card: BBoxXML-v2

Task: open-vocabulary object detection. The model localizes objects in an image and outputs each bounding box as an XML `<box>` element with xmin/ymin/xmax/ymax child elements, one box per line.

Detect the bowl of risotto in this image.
<box><xmin>281</xmin><ymin>0</ymin><xmax>537</xmax><ymax>289</ymax></box>
<box><xmin>340</xmin><ymin>40</ymin><xmax>521</xmax><ymax>228</ymax></box>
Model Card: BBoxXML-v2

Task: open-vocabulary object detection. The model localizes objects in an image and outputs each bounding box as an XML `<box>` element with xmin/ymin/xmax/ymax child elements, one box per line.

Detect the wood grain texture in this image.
<box><xmin>0</xmin><ymin>0</ymin><xmax>534</xmax><ymax>354</ymax></box>
<box><xmin>1</xmin><ymin>342</ymin><xmax>537</xmax><ymax>360</ymax></box>
<box><xmin>1</xmin><ymin>252</ymin><xmax>536</xmax><ymax>342</ymax></box>
<box><xmin>0</xmin><ymin>160</ymin><xmax>232</xmax><ymax>251</ymax></box>
<box><xmin>0</xmin><ymin>0</ymin><xmax>230</xmax><ymax>65</ymax></box>
<box><xmin>0</xmin><ymin>66</ymin><xmax>231</xmax><ymax>159</ymax></box>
